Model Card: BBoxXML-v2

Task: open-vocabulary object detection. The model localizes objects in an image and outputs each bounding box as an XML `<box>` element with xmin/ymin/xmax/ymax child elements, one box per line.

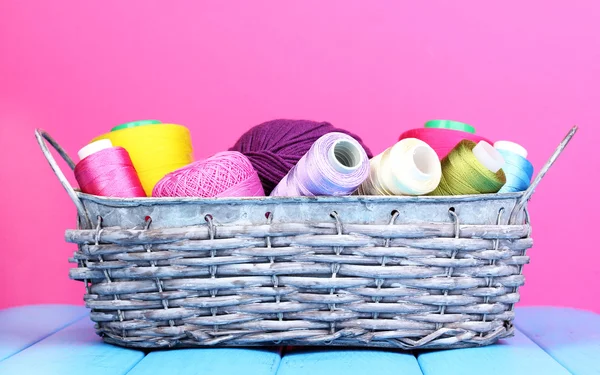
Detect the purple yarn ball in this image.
<box><xmin>230</xmin><ymin>119</ymin><xmax>373</xmax><ymax>195</ymax></box>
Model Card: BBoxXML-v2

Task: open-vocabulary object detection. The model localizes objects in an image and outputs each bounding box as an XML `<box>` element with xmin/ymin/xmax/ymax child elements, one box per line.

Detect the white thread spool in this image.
<box><xmin>472</xmin><ymin>141</ymin><xmax>505</xmax><ymax>173</ymax></box>
<box><xmin>78</xmin><ymin>139</ymin><xmax>113</xmax><ymax>161</ymax></box>
<box><xmin>494</xmin><ymin>140</ymin><xmax>528</xmax><ymax>159</ymax></box>
<box><xmin>359</xmin><ymin>138</ymin><xmax>442</xmax><ymax>196</ymax></box>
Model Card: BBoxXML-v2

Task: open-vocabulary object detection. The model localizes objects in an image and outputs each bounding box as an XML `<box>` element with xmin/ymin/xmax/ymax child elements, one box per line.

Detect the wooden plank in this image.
<box><xmin>276</xmin><ymin>349</ymin><xmax>423</xmax><ymax>375</ymax></box>
<box><xmin>0</xmin><ymin>318</ymin><xmax>144</xmax><ymax>375</ymax></box>
<box><xmin>126</xmin><ymin>348</ymin><xmax>281</xmax><ymax>375</ymax></box>
<box><xmin>418</xmin><ymin>329</ymin><xmax>571</xmax><ymax>375</ymax></box>
<box><xmin>0</xmin><ymin>304</ymin><xmax>88</xmax><ymax>361</ymax></box>
<box><xmin>515</xmin><ymin>306</ymin><xmax>600</xmax><ymax>375</ymax></box>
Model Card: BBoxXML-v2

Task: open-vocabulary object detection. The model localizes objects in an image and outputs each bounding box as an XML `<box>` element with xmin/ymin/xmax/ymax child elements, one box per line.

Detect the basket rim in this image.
<box><xmin>76</xmin><ymin>191</ymin><xmax>525</xmax><ymax>207</ymax></box>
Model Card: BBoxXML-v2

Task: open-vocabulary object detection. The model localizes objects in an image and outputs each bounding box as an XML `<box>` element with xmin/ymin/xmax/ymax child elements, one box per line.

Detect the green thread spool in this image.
<box><xmin>429</xmin><ymin>140</ymin><xmax>506</xmax><ymax>196</ymax></box>
<box><xmin>424</xmin><ymin>120</ymin><xmax>476</xmax><ymax>134</ymax></box>
<box><xmin>111</xmin><ymin>120</ymin><xmax>161</xmax><ymax>132</ymax></box>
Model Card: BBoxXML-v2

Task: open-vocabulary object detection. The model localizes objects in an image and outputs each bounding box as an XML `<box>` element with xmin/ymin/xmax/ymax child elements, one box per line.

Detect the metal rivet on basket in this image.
<box><xmin>94</xmin><ymin>216</ymin><xmax>103</xmax><ymax>246</ymax></box>
<box><xmin>205</xmin><ymin>214</ymin><xmax>216</xmax><ymax>241</ymax></box>
<box><xmin>264</xmin><ymin>212</ymin><xmax>274</xmax><ymax>263</ymax></box>
<box><xmin>330</xmin><ymin>211</ymin><xmax>342</xmax><ymax>236</ymax></box>
<box><xmin>383</xmin><ymin>210</ymin><xmax>399</xmax><ymax>252</ymax></box>
<box><xmin>448</xmin><ymin>208</ymin><xmax>459</xmax><ymax>239</ymax></box>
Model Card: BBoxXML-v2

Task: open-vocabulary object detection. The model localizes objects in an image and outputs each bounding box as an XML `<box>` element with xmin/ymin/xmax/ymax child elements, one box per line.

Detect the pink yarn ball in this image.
<box><xmin>152</xmin><ymin>151</ymin><xmax>265</xmax><ymax>198</ymax></box>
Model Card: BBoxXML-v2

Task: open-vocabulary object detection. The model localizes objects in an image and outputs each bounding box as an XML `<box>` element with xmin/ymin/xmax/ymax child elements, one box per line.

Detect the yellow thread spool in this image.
<box><xmin>91</xmin><ymin>123</ymin><xmax>194</xmax><ymax>195</ymax></box>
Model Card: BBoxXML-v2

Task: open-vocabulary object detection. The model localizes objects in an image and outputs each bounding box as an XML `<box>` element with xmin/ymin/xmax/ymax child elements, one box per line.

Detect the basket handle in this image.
<box><xmin>35</xmin><ymin>129</ymin><xmax>92</xmax><ymax>227</ymax></box>
<box><xmin>509</xmin><ymin>125</ymin><xmax>578</xmax><ymax>223</ymax></box>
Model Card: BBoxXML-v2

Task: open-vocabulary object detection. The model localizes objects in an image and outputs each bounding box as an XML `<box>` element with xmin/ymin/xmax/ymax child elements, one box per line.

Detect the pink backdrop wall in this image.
<box><xmin>1</xmin><ymin>1</ymin><xmax>598</xmax><ymax>312</ymax></box>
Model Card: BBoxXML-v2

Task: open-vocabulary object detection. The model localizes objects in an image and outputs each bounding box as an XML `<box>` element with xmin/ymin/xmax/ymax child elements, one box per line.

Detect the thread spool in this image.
<box><xmin>153</xmin><ymin>151</ymin><xmax>264</xmax><ymax>198</ymax></box>
<box><xmin>111</xmin><ymin>120</ymin><xmax>161</xmax><ymax>132</ymax></box>
<box><xmin>270</xmin><ymin>132</ymin><xmax>369</xmax><ymax>197</ymax></box>
<box><xmin>424</xmin><ymin>120</ymin><xmax>476</xmax><ymax>134</ymax></box>
<box><xmin>74</xmin><ymin>139</ymin><xmax>146</xmax><ymax>198</ymax></box>
<box><xmin>494</xmin><ymin>141</ymin><xmax>534</xmax><ymax>193</ymax></box>
<box><xmin>399</xmin><ymin>128</ymin><xmax>492</xmax><ymax>159</ymax></box>
<box><xmin>429</xmin><ymin>140</ymin><xmax>506</xmax><ymax>196</ymax></box>
<box><xmin>230</xmin><ymin>119</ymin><xmax>373</xmax><ymax>195</ymax></box>
<box><xmin>495</xmin><ymin>140</ymin><xmax>528</xmax><ymax>158</ymax></box>
<box><xmin>358</xmin><ymin>138</ymin><xmax>442</xmax><ymax>196</ymax></box>
<box><xmin>92</xmin><ymin>123</ymin><xmax>194</xmax><ymax>195</ymax></box>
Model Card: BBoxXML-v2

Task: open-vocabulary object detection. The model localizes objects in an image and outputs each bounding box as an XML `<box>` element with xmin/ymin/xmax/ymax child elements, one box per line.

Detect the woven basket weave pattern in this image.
<box><xmin>66</xmin><ymin>196</ymin><xmax>531</xmax><ymax>350</ymax></box>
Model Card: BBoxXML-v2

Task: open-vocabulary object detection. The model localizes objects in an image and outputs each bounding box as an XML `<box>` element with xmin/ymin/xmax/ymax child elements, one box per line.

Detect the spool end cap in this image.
<box><xmin>78</xmin><ymin>139</ymin><xmax>113</xmax><ymax>161</ymax></box>
<box><xmin>328</xmin><ymin>138</ymin><xmax>363</xmax><ymax>173</ymax></box>
<box><xmin>494</xmin><ymin>140</ymin><xmax>528</xmax><ymax>159</ymax></box>
<box><xmin>473</xmin><ymin>141</ymin><xmax>505</xmax><ymax>173</ymax></box>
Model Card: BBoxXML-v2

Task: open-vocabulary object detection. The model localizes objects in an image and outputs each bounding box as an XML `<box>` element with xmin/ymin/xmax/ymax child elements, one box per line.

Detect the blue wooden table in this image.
<box><xmin>0</xmin><ymin>305</ymin><xmax>598</xmax><ymax>375</ymax></box>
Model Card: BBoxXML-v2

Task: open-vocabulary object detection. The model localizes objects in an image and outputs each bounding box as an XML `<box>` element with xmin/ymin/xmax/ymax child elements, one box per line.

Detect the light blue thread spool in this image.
<box><xmin>495</xmin><ymin>143</ymin><xmax>534</xmax><ymax>193</ymax></box>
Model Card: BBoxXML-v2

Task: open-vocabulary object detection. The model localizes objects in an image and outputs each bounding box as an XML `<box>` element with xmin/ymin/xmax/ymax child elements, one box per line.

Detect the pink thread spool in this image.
<box><xmin>74</xmin><ymin>139</ymin><xmax>146</xmax><ymax>198</ymax></box>
<box><xmin>399</xmin><ymin>128</ymin><xmax>492</xmax><ymax>159</ymax></box>
<box><xmin>152</xmin><ymin>151</ymin><xmax>265</xmax><ymax>198</ymax></box>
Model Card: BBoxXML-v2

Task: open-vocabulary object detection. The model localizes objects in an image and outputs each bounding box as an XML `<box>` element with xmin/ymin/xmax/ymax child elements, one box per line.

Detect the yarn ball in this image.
<box><xmin>230</xmin><ymin>119</ymin><xmax>373</xmax><ymax>194</ymax></box>
<box><xmin>152</xmin><ymin>151</ymin><xmax>265</xmax><ymax>198</ymax></box>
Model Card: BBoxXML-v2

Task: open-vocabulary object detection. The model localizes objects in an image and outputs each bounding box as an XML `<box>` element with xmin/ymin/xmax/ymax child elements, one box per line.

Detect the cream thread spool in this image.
<box><xmin>359</xmin><ymin>138</ymin><xmax>442</xmax><ymax>196</ymax></box>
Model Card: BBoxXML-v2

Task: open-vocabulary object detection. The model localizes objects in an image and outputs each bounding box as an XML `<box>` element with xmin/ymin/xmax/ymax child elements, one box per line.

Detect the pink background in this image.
<box><xmin>0</xmin><ymin>1</ymin><xmax>598</xmax><ymax>312</ymax></box>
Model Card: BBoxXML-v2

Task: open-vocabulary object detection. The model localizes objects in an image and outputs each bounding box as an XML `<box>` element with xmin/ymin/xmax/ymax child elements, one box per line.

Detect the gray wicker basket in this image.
<box><xmin>35</xmin><ymin>127</ymin><xmax>576</xmax><ymax>350</ymax></box>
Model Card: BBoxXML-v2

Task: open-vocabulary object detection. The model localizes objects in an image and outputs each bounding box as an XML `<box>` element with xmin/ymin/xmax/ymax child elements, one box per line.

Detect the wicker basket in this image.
<box><xmin>35</xmin><ymin>127</ymin><xmax>576</xmax><ymax>350</ymax></box>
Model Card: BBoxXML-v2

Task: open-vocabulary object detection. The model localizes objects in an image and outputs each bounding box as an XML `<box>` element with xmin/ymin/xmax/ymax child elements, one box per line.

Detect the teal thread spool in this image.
<box><xmin>424</xmin><ymin>120</ymin><xmax>476</xmax><ymax>134</ymax></box>
<box><xmin>111</xmin><ymin>120</ymin><xmax>161</xmax><ymax>132</ymax></box>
